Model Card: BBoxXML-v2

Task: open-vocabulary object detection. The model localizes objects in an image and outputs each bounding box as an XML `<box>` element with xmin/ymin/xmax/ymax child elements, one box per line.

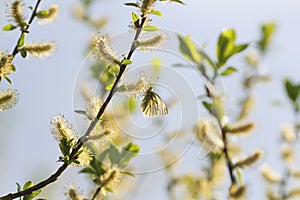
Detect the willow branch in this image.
<box><xmin>0</xmin><ymin>16</ymin><xmax>147</xmax><ymax>200</ymax></box>
<box><xmin>11</xmin><ymin>0</ymin><xmax>42</xmax><ymax>57</ymax></box>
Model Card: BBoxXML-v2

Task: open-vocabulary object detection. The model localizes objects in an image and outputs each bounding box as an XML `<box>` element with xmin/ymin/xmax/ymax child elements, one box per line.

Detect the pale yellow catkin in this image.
<box><xmin>136</xmin><ymin>34</ymin><xmax>165</xmax><ymax>49</ymax></box>
<box><xmin>229</xmin><ymin>184</ymin><xmax>247</xmax><ymax>199</ymax></box>
<box><xmin>228</xmin><ymin>122</ymin><xmax>255</xmax><ymax>135</ymax></box>
<box><xmin>141</xmin><ymin>0</ymin><xmax>157</xmax><ymax>15</ymax></box>
<box><xmin>9</xmin><ymin>0</ymin><xmax>26</xmax><ymax>27</ymax></box>
<box><xmin>23</xmin><ymin>42</ymin><xmax>56</xmax><ymax>59</ymax></box>
<box><xmin>238</xmin><ymin>95</ymin><xmax>254</xmax><ymax>120</ymax></box>
<box><xmin>234</xmin><ymin>150</ymin><xmax>263</xmax><ymax>168</ymax></box>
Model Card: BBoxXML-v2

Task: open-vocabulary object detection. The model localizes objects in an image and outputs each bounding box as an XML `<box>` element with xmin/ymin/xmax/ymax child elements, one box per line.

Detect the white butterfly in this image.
<box><xmin>141</xmin><ymin>87</ymin><xmax>168</xmax><ymax>118</ymax></box>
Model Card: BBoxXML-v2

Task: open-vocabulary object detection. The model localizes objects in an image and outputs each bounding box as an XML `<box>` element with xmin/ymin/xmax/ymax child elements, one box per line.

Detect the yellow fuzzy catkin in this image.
<box><xmin>228</xmin><ymin>122</ymin><xmax>255</xmax><ymax>135</ymax></box>
<box><xmin>91</xmin><ymin>34</ymin><xmax>119</xmax><ymax>66</ymax></box>
<box><xmin>260</xmin><ymin>164</ymin><xmax>282</xmax><ymax>183</ymax></box>
<box><xmin>287</xmin><ymin>188</ymin><xmax>300</xmax><ymax>198</ymax></box>
<box><xmin>234</xmin><ymin>150</ymin><xmax>263</xmax><ymax>168</ymax></box>
<box><xmin>291</xmin><ymin>171</ymin><xmax>300</xmax><ymax>178</ymax></box>
<box><xmin>141</xmin><ymin>0</ymin><xmax>157</xmax><ymax>15</ymax></box>
<box><xmin>229</xmin><ymin>184</ymin><xmax>247</xmax><ymax>199</ymax></box>
<box><xmin>100</xmin><ymin>166</ymin><xmax>122</xmax><ymax>189</ymax></box>
<box><xmin>136</xmin><ymin>34</ymin><xmax>165</xmax><ymax>49</ymax></box>
<box><xmin>238</xmin><ymin>95</ymin><xmax>254</xmax><ymax>121</ymax></box>
<box><xmin>0</xmin><ymin>89</ymin><xmax>19</xmax><ymax>112</ymax></box>
<box><xmin>8</xmin><ymin>0</ymin><xmax>26</xmax><ymax>28</ymax></box>
<box><xmin>0</xmin><ymin>51</ymin><xmax>14</xmax><ymax>79</ymax></box>
<box><xmin>23</xmin><ymin>42</ymin><xmax>56</xmax><ymax>59</ymax></box>
<box><xmin>281</xmin><ymin>145</ymin><xmax>295</xmax><ymax>164</ymax></box>
<box><xmin>281</xmin><ymin>124</ymin><xmax>296</xmax><ymax>143</ymax></box>
<box><xmin>66</xmin><ymin>187</ymin><xmax>83</xmax><ymax>200</ymax></box>
<box><xmin>36</xmin><ymin>5</ymin><xmax>59</xmax><ymax>24</ymax></box>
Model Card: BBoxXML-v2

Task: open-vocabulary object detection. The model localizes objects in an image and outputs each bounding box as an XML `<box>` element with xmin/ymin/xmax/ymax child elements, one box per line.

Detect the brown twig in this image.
<box><xmin>11</xmin><ymin>0</ymin><xmax>42</xmax><ymax>57</ymax></box>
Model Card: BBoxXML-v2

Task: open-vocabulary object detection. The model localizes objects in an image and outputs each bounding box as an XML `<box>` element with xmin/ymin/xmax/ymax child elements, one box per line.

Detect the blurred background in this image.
<box><xmin>0</xmin><ymin>0</ymin><xmax>300</xmax><ymax>199</ymax></box>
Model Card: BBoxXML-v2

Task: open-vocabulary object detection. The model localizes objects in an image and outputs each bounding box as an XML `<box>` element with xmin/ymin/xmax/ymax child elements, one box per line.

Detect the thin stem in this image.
<box><xmin>11</xmin><ymin>0</ymin><xmax>42</xmax><ymax>57</ymax></box>
<box><xmin>220</xmin><ymin>125</ymin><xmax>236</xmax><ymax>184</ymax></box>
<box><xmin>0</xmin><ymin>16</ymin><xmax>148</xmax><ymax>200</ymax></box>
<box><xmin>91</xmin><ymin>187</ymin><xmax>102</xmax><ymax>200</ymax></box>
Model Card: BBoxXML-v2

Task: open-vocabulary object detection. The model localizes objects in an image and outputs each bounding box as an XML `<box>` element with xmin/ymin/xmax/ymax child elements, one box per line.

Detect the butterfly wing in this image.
<box><xmin>141</xmin><ymin>90</ymin><xmax>168</xmax><ymax>118</ymax></box>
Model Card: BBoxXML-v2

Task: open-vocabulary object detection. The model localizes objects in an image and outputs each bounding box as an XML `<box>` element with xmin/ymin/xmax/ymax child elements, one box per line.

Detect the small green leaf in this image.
<box><xmin>20</xmin><ymin>49</ymin><xmax>27</xmax><ymax>58</ymax></box>
<box><xmin>236</xmin><ymin>169</ymin><xmax>243</xmax><ymax>184</ymax></box>
<box><xmin>159</xmin><ymin>0</ymin><xmax>185</xmax><ymax>5</ymax></box>
<box><xmin>108</xmin><ymin>144</ymin><xmax>121</xmax><ymax>165</ymax></box>
<box><xmin>74</xmin><ymin>110</ymin><xmax>87</xmax><ymax>116</ymax></box>
<box><xmin>16</xmin><ymin>183</ymin><xmax>22</xmax><ymax>192</ymax></box>
<box><xmin>284</xmin><ymin>79</ymin><xmax>300</xmax><ymax>103</ymax></box>
<box><xmin>11</xmin><ymin>65</ymin><xmax>16</xmax><ymax>72</ymax></box>
<box><xmin>221</xmin><ymin>67</ymin><xmax>238</xmax><ymax>76</ymax></box>
<box><xmin>216</xmin><ymin>29</ymin><xmax>236</xmax><ymax>67</ymax></box>
<box><xmin>142</xmin><ymin>26</ymin><xmax>159</xmax><ymax>32</ymax></box>
<box><xmin>258</xmin><ymin>22</ymin><xmax>276</xmax><ymax>52</ymax></box>
<box><xmin>202</xmin><ymin>101</ymin><xmax>213</xmax><ymax>113</ymax></box>
<box><xmin>121</xmin><ymin>59</ymin><xmax>132</xmax><ymax>65</ymax></box>
<box><xmin>23</xmin><ymin>181</ymin><xmax>34</xmax><ymax>190</ymax></box>
<box><xmin>233</xmin><ymin>44</ymin><xmax>248</xmax><ymax>55</ymax></box>
<box><xmin>2</xmin><ymin>24</ymin><xmax>17</xmax><ymax>31</ymax></box>
<box><xmin>120</xmin><ymin>143</ymin><xmax>140</xmax><ymax>167</ymax></box>
<box><xmin>151</xmin><ymin>9</ymin><xmax>163</xmax><ymax>17</ymax></box>
<box><xmin>4</xmin><ymin>76</ymin><xmax>12</xmax><ymax>84</ymax></box>
<box><xmin>131</xmin><ymin>12</ymin><xmax>139</xmax><ymax>23</ymax></box>
<box><xmin>178</xmin><ymin>35</ymin><xmax>201</xmax><ymax>63</ymax></box>
<box><xmin>37</xmin><ymin>10</ymin><xmax>49</xmax><ymax>17</ymax></box>
<box><xmin>106</xmin><ymin>83</ymin><xmax>114</xmax><ymax>91</ymax></box>
<box><xmin>18</xmin><ymin>33</ymin><xmax>25</xmax><ymax>47</ymax></box>
<box><xmin>128</xmin><ymin>98</ymin><xmax>137</xmax><ymax>113</ymax></box>
<box><xmin>79</xmin><ymin>167</ymin><xmax>96</xmax><ymax>174</ymax></box>
<box><xmin>124</xmin><ymin>2</ymin><xmax>140</xmax><ymax>8</ymax></box>
<box><xmin>121</xmin><ymin>171</ymin><xmax>135</xmax><ymax>177</ymax></box>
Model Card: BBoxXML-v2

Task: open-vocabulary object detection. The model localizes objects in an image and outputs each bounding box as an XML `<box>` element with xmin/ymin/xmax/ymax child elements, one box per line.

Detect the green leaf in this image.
<box><xmin>124</xmin><ymin>2</ymin><xmax>140</xmax><ymax>8</ymax></box>
<box><xmin>178</xmin><ymin>35</ymin><xmax>201</xmax><ymax>63</ymax></box>
<box><xmin>216</xmin><ymin>29</ymin><xmax>236</xmax><ymax>67</ymax></box>
<box><xmin>233</xmin><ymin>44</ymin><xmax>248</xmax><ymax>55</ymax></box>
<box><xmin>11</xmin><ymin>65</ymin><xmax>16</xmax><ymax>72</ymax></box>
<box><xmin>16</xmin><ymin>182</ymin><xmax>22</xmax><ymax>192</ymax></box>
<box><xmin>24</xmin><ymin>190</ymin><xmax>41</xmax><ymax>200</ymax></box>
<box><xmin>142</xmin><ymin>26</ymin><xmax>159</xmax><ymax>32</ymax></box>
<box><xmin>216</xmin><ymin>29</ymin><xmax>248</xmax><ymax>68</ymax></box>
<box><xmin>119</xmin><ymin>143</ymin><xmax>140</xmax><ymax>167</ymax></box>
<box><xmin>23</xmin><ymin>181</ymin><xmax>34</xmax><ymax>190</ymax></box>
<box><xmin>131</xmin><ymin>12</ymin><xmax>139</xmax><ymax>23</ymax></box>
<box><xmin>18</xmin><ymin>33</ymin><xmax>25</xmax><ymax>47</ymax></box>
<box><xmin>128</xmin><ymin>98</ymin><xmax>137</xmax><ymax>113</ymax></box>
<box><xmin>2</xmin><ymin>24</ymin><xmax>17</xmax><ymax>31</ymax></box>
<box><xmin>20</xmin><ymin>49</ymin><xmax>27</xmax><ymax>58</ymax></box>
<box><xmin>121</xmin><ymin>59</ymin><xmax>132</xmax><ymax>65</ymax></box>
<box><xmin>108</xmin><ymin>144</ymin><xmax>121</xmax><ymax>165</ymax></box>
<box><xmin>4</xmin><ymin>76</ymin><xmax>12</xmax><ymax>84</ymax></box>
<box><xmin>36</xmin><ymin>10</ymin><xmax>49</xmax><ymax>17</ymax></box>
<box><xmin>74</xmin><ymin>110</ymin><xmax>87</xmax><ymax>116</ymax></box>
<box><xmin>121</xmin><ymin>171</ymin><xmax>135</xmax><ymax>177</ymax></box>
<box><xmin>284</xmin><ymin>79</ymin><xmax>300</xmax><ymax>103</ymax></box>
<box><xmin>202</xmin><ymin>101</ymin><xmax>213</xmax><ymax>114</ymax></box>
<box><xmin>236</xmin><ymin>169</ymin><xmax>243</xmax><ymax>184</ymax></box>
<box><xmin>106</xmin><ymin>83</ymin><xmax>114</xmax><ymax>91</ymax></box>
<box><xmin>221</xmin><ymin>67</ymin><xmax>238</xmax><ymax>76</ymax></box>
<box><xmin>151</xmin><ymin>9</ymin><xmax>163</xmax><ymax>17</ymax></box>
<box><xmin>258</xmin><ymin>22</ymin><xmax>276</xmax><ymax>52</ymax></box>
<box><xmin>159</xmin><ymin>0</ymin><xmax>185</xmax><ymax>5</ymax></box>
<box><xmin>79</xmin><ymin>167</ymin><xmax>97</xmax><ymax>174</ymax></box>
